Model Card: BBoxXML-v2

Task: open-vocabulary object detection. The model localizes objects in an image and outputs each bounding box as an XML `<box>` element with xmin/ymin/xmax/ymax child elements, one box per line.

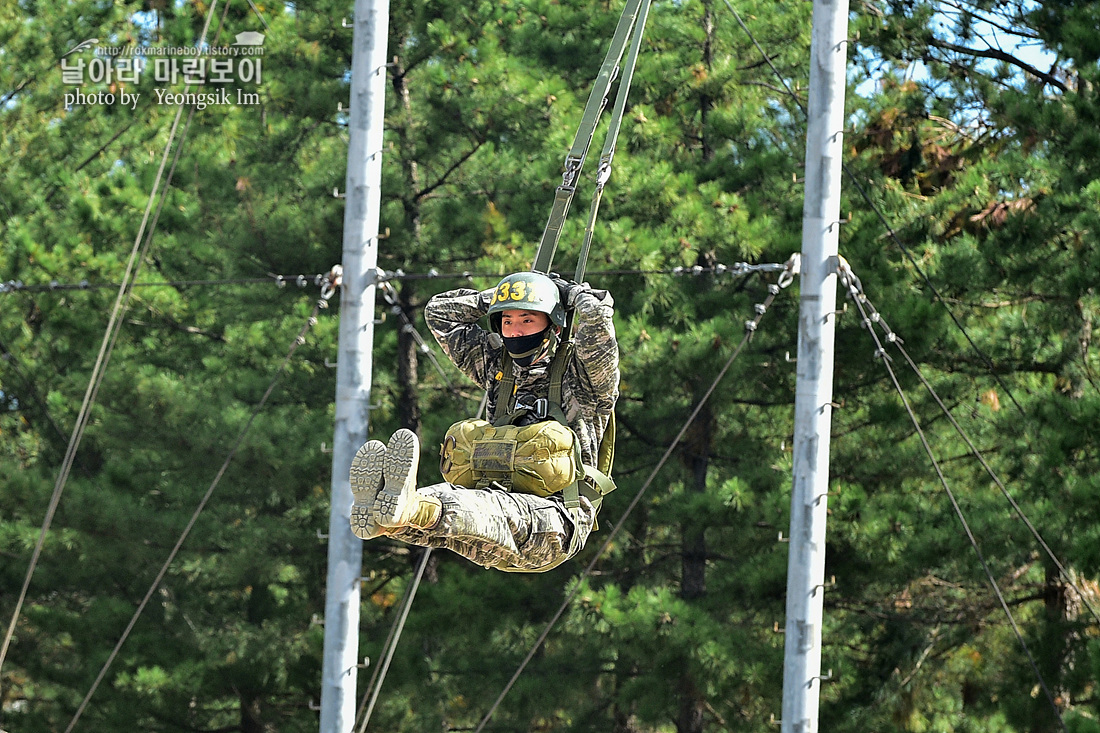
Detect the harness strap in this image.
<box><xmin>575</xmin><ymin>0</ymin><xmax>652</xmax><ymax>283</ymax></box>
<box><xmin>492</xmin><ymin>353</ymin><xmax>517</xmax><ymax>424</ymax></box>
<box><xmin>531</xmin><ymin>0</ymin><xmax>649</xmax><ymax>276</ymax></box>
<box><xmin>548</xmin><ymin>339</ymin><xmax>572</xmax><ymax>410</ymax></box>
<box><xmin>582</xmin><ymin>464</ymin><xmax>616</xmax><ymax>498</ymax></box>
<box><xmin>489</xmin><ymin>313</ymin><xmax>616</xmax><ymax>569</ymax></box>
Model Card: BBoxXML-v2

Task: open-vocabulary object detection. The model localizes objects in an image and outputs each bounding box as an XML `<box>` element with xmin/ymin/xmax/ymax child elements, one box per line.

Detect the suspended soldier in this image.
<box><xmin>349</xmin><ymin>271</ymin><xmax>619</xmax><ymax>572</ymax></box>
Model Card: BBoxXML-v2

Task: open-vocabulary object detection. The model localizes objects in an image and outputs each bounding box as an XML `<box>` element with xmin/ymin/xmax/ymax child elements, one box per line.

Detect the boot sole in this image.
<box><xmin>374</xmin><ymin>429</ymin><xmax>420</xmax><ymax>526</ymax></box>
<box><xmin>350</xmin><ymin>440</ymin><xmax>386</xmax><ymax>539</ymax></box>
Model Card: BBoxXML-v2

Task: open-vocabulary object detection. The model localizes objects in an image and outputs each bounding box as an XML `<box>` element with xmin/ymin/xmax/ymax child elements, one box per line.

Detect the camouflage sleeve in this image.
<box><xmin>424</xmin><ymin>287</ymin><xmax>499</xmax><ymax>388</ymax></box>
<box><xmin>569</xmin><ymin>288</ymin><xmax>619</xmax><ymax>410</ymax></box>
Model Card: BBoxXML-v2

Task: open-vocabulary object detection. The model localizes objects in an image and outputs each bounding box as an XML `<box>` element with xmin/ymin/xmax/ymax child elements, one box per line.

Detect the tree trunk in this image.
<box><xmin>676</xmin><ymin>672</ymin><xmax>706</xmax><ymax>733</ymax></box>
<box><xmin>678</xmin><ymin>401</ymin><xmax>711</xmax><ymax>733</ymax></box>
<box><xmin>391</xmin><ymin>52</ymin><xmax>423</xmax><ymax>436</ymax></box>
<box><xmin>240</xmin><ymin>692</ymin><xmax>272</xmax><ymax>733</ymax></box>
<box><xmin>1031</xmin><ymin>562</ymin><xmax>1068</xmax><ymax>733</ymax></box>
<box><xmin>700</xmin><ymin>0</ymin><xmax>715</xmax><ymax>163</ymax></box>
<box><xmin>396</xmin><ymin>282</ymin><xmax>422</xmax><ymax>434</ymax></box>
<box><xmin>681</xmin><ymin>401</ymin><xmax>712</xmax><ymax>599</ymax></box>
<box><xmin>613</xmin><ymin>703</ymin><xmax>644</xmax><ymax>733</ymax></box>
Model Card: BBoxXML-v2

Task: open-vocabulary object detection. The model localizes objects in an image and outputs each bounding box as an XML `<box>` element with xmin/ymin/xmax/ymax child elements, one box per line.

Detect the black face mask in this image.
<box><xmin>502</xmin><ymin>329</ymin><xmax>548</xmax><ymax>367</ymax></box>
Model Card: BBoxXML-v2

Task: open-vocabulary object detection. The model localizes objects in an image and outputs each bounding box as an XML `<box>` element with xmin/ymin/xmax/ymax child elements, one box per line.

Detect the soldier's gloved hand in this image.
<box><xmin>478</xmin><ymin>288</ymin><xmax>497</xmax><ymax>310</ymax></box>
<box><xmin>551</xmin><ymin>276</ymin><xmax>588</xmax><ymax>308</ymax></box>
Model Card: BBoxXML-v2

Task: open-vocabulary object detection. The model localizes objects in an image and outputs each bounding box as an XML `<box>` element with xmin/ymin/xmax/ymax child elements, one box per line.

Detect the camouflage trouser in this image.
<box><xmin>387</xmin><ymin>484</ymin><xmax>596</xmax><ymax>572</ymax></box>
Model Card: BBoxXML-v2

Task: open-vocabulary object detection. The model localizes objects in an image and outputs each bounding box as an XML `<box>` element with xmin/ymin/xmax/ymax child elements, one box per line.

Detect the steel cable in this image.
<box><xmin>472</xmin><ymin>258</ymin><xmax>798</xmax><ymax>732</ymax></box>
<box><xmin>836</xmin><ymin>259</ymin><xmax>1100</xmax><ymax>628</ymax></box>
<box><xmin>63</xmin><ymin>287</ymin><xmax>335</xmax><ymax>732</ymax></box>
<box><xmin>1</xmin><ymin>0</ymin><xmax>229</xmax><ymax>703</ymax></box>
<box><xmin>838</xmin><ymin>263</ymin><xmax>1067</xmax><ymax>732</ymax></box>
<box><xmin>718</xmin><ymin>0</ymin><xmax>1027</xmax><ymax>416</ymax></box>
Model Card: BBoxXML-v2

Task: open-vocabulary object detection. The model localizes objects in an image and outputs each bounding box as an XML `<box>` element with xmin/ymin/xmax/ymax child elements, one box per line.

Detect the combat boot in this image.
<box><xmin>372</xmin><ymin>429</ymin><xmax>442</xmax><ymax>530</ymax></box>
<box><xmin>350</xmin><ymin>439</ymin><xmax>386</xmax><ymax>539</ymax></box>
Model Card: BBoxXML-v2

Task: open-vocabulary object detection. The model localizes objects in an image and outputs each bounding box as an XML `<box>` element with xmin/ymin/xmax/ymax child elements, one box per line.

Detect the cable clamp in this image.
<box><xmin>595</xmin><ymin>156</ymin><xmax>613</xmax><ymax>187</ymax></box>
<box><xmin>836</xmin><ymin>255</ymin><xmax>863</xmax><ymax>296</ymax></box>
<box><xmin>378</xmin><ymin>279</ymin><xmax>400</xmax><ymax>306</ymax></box>
<box><xmin>777</xmin><ymin>253</ymin><xmax>800</xmax><ymax>289</ymax></box>
<box><xmin>560</xmin><ymin>156</ymin><xmax>583</xmax><ymax>188</ymax></box>
<box><xmin>365</xmin><ymin>267</ymin><xmax>391</xmax><ymax>287</ymax></box>
<box><xmin>320</xmin><ymin>264</ymin><xmax>342</xmax><ymax>301</ymax></box>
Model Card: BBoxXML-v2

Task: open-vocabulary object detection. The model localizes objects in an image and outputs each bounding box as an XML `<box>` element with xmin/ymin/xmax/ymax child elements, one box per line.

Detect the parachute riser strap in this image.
<box><xmin>575</xmin><ymin>0</ymin><xmax>653</xmax><ymax>283</ymax></box>
<box><xmin>532</xmin><ymin>0</ymin><xmax>647</xmax><ymax>275</ymax></box>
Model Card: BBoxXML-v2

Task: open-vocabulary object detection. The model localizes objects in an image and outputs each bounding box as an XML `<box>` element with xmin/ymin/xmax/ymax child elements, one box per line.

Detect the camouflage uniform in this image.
<box><xmin>385</xmin><ymin>284</ymin><xmax>619</xmax><ymax>571</ymax></box>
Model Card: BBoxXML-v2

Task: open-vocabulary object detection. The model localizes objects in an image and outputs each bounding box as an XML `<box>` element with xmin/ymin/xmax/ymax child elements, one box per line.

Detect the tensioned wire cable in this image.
<box><xmin>339</xmin><ymin>264</ymin><xmax>792</xmax><ymax>731</ymax></box>
<box><xmin>836</xmin><ymin>260</ymin><xmax>1100</xmax><ymax>628</ymax></box>
<box><xmin>718</xmin><ymin>0</ymin><xmax>1026</xmax><ymax>416</ymax></box>
<box><xmin>353</xmin><ymin>393</ymin><xmax>490</xmax><ymax>732</ymax></box>
<box><xmin>726</xmin><ymin>3</ymin><xmax>1080</xmax><ymax>720</ymax></box>
<box><xmin>4</xmin><ymin>0</ymin><xmax>271</xmax><ymax>216</ymax></box>
<box><xmin>0</xmin><ymin>261</ymin><xmax>790</xmax><ymax>294</ymax></box>
<box><xmin>377</xmin><ymin>280</ymin><xmax>463</xmax><ymax>398</ymax></box>
<box><xmin>726</xmin><ymin>0</ymin><xmax>1088</xmax><ymax>695</ymax></box>
<box><xmin>0</xmin><ymin>0</ymin><xmax>228</xmax><ymax>688</ymax></box>
<box><xmin>0</xmin><ymin>274</ymin><xmax>331</xmax><ymax>293</ymax></box>
<box><xmin>62</xmin><ymin>0</ymin><xmax>268</xmax><ymax>206</ymax></box>
<box><xmin>837</xmin><ymin>263</ymin><xmax>1067</xmax><ymax>731</ymax></box>
<box><xmin>64</xmin><ymin>285</ymin><xmax>336</xmax><ymax>732</ymax></box>
<box><xmin>353</xmin><ymin>547</ymin><xmax>432</xmax><ymax>733</ymax></box>
<box><xmin>472</xmin><ymin>258</ymin><xmax>798</xmax><ymax>732</ymax></box>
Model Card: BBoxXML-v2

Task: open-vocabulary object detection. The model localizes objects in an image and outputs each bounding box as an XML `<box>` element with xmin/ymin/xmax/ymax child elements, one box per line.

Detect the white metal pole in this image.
<box><xmin>321</xmin><ymin>0</ymin><xmax>390</xmax><ymax>729</ymax></box>
<box><xmin>781</xmin><ymin>0</ymin><xmax>849</xmax><ymax>729</ymax></box>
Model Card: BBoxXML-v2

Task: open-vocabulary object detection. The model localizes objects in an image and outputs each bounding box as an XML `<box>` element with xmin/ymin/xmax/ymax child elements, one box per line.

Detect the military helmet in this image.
<box><xmin>487</xmin><ymin>271</ymin><xmax>567</xmax><ymax>331</ymax></box>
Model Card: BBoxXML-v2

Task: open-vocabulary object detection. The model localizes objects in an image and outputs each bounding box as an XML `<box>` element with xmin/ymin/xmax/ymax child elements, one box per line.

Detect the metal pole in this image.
<box><xmin>321</xmin><ymin>0</ymin><xmax>390</xmax><ymax>729</ymax></box>
<box><xmin>781</xmin><ymin>0</ymin><xmax>849</xmax><ymax>729</ymax></box>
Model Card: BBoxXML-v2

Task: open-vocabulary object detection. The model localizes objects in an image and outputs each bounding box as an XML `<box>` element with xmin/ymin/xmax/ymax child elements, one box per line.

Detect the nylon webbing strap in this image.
<box><xmin>532</xmin><ymin>0</ymin><xmax>647</xmax><ymax>276</ymax></box>
<box><xmin>576</xmin><ymin>0</ymin><xmax>652</xmax><ymax>283</ymax></box>
<box><xmin>493</xmin><ymin>334</ymin><xmax>572</xmax><ymax>426</ymax></box>
<box><xmin>548</xmin><ymin>337</ymin><xmax>572</xmax><ymax>409</ymax></box>
<box><xmin>493</xmin><ymin>353</ymin><xmax>516</xmax><ymax>424</ymax></box>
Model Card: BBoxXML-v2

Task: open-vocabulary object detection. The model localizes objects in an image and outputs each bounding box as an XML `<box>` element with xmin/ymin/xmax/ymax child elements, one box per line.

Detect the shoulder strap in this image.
<box><xmin>492</xmin><ymin>352</ymin><xmax>517</xmax><ymax>424</ymax></box>
<box><xmin>596</xmin><ymin>410</ymin><xmax>615</xmax><ymax>478</ymax></box>
<box><xmin>548</xmin><ymin>338</ymin><xmax>572</xmax><ymax>411</ymax></box>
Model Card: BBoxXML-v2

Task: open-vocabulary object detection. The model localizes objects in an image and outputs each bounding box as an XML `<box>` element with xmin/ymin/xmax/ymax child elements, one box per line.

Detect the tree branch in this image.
<box><xmin>415</xmin><ymin>139</ymin><xmax>486</xmax><ymax>202</ymax></box>
<box><xmin>44</xmin><ymin>118</ymin><xmax>139</xmax><ymax>204</ymax></box>
<box><xmin>928</xmin><ymin>38</ymin><xmax>1068</xmax><ymax>93</ymax></box>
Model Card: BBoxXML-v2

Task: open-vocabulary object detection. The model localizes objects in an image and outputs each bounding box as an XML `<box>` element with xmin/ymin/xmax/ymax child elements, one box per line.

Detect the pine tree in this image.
<box><xmin>820</xmin><ymin>0</ymin><xmax>1100</xmax><ymax>729</ymax></box>
<box><xmin>2</xmin><ymin>2</ymin><xmax>357</xmax><ymax>730</ymax></box>
<box><xmin>7</xmin><ymin>0</ymin><xmax>1100</xmax><ymax>730</ymax></box>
